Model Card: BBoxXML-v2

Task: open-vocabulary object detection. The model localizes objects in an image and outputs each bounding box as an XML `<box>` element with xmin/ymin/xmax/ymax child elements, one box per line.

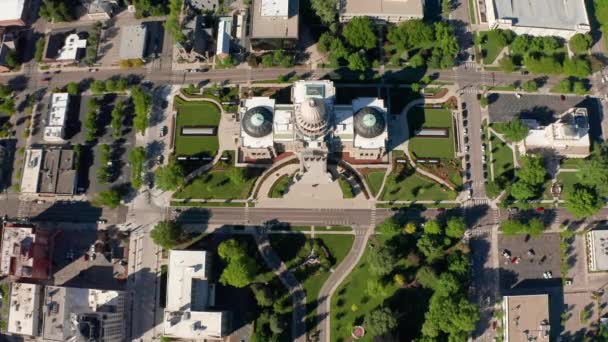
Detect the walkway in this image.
<box><xmin>316</xmin><ymin>211</ymin><xmax>376</xmax><ymax>342</ymax></box>
<box><xmin>252</xmin><ymin>230</ymin><xmax>307</xmax><ymax>342</ymax></box>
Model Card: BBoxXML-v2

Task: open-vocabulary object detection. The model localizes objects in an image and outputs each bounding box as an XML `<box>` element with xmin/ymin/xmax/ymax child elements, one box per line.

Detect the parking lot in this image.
<box><xmin>498</xmin><ymin>233</ymin><xmax>561</xmax><ymax>289</ymax></box>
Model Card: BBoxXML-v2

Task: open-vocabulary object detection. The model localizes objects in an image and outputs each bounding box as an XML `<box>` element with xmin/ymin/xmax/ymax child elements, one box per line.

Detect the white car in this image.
<box><xmin>463</xmin><ymin>128</ymin><xmax>468</xmax><ymax>135</ymax></box>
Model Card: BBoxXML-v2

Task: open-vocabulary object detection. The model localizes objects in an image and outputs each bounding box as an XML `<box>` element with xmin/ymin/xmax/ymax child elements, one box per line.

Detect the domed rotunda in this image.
<box><xmin>353</xmin><ymin>107</ymin><xmax>386</xmax><ymax>138</ymax></box>
<box><xmin>242</xmin><ymin>106</ymin><xmax>273</xmax><ymax>138</ymax></box>
<box><xmin>294</xmin><ymin>98</ymin><xmax>330</xmax><ymax>139</ymax></box>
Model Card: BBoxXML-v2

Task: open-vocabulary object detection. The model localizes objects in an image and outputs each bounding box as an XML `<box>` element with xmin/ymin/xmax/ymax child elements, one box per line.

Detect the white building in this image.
<box><xmin>238</xmin><ymin>80</ymin><xmax>389</xmax><ymax>164</ymax></box>
<box><xmin>502</xmin><ymin>294</ymin><xmax>550</xmax><ymax>342</ymax></box>
<box><xmin>216</xmin><ymin>17</ymin><xmax>232</xmax><ymax>57</ymax></box>
<box><xmin>522</xmin><ymin>107</ymin><xmax>590</xmax><ymax>158</ymax></box>
<box><xmin>164</xmin><ymin>250</ymin><xmax>229</xmax><ymax>340</ymax></box>
<box><xmin>586</xmin><ymin>229</ymin><xmax>608</xmax><ymax>272</ymax></box>
<box><xmin>485</xmin><ymin>0</ymin><xmax>590</xmax><ymax>39</ymax></box>
<box><xmin>42</xmin><ymin>286</ymin><xmax>126</xmax><ymax>341</ymax></box>
<box><xmin>0</xmin><ymin>0</ymin><xmax>28</xmax><ymax>26</ymax></box>
<box><xmin>7</xmin><ymin>282</ymin><xmax>42</xmax><ymax>337</ymax></box>
<box><xmin>56</xmin><ymin>34</ymin><xmax>87</xmax><ymax>61</ymax></box>
<box><xmin>20</xmin><ymin>147</ymin><xmax>77</xmax><ymax>195</ymax></box>
<box><xmin>44</xmin><ymin>93</ymin><xmax>69</xmax><ymax>142</ymax></box>
<box><xmin>339</xmin><ymin>0</ymin><xmax>425</xmax><ymax>23</ymax></box>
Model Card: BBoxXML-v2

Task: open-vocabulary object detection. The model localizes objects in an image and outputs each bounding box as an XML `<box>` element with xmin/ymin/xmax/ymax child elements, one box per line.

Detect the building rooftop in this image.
<box><xmin>491</xmin><ymin>0</ymin><xmax>589</xmax><ymax>31</ymax></box>
<box><xmin>164</xmin><ymin>250</ymin><xmax>227</xmax><ymax>339</ymax></box>
<box><xmin>21</xmin><ymin>148</ymin><xmax>77</xmax><ymax>195</ymax></box>
<box><xmin>57</xmin><ymin>34</ymin><xmax>87</xmax><ymax>61</ymax></box>
<box><xmin>340</xmin><ymin>0</ymin><xmax>424</xmax><ymax>19</ymax></box>
<box><xmin>503</xmin><ymin>294</ymin><xmax>550</xmax><ymax>342</ymax></box>
<box><xmin>242</xmin><ymin>97</ymin><xmax>276</xmax><ymax>148</ymax></box>
<box><xmin>119</xmin><ymin>25</ymin><xmax>148</xmax><ymax>60</ymax></box>
<box><xmin>216</xmin><ymin>17</ymin><xmax>232</xmax><ymax>56</ymax></box>
<box><xmin>0</xmin><ymin>0</ymin><xmax>25</xmax><ymax>22</ymax></box>
<box><xmin>587</xmin><ymin>229</ymin><xmax>608</xmax><ymax>271</ymax></box>
<box><xmin>42</xmin><ymin>286</ymin><xmax>126</xmax><ymax>341</ymax></box>
<box><xmin>352</xmin><ymin>98</ymin><xmax>388</xmax><ymax>149</ymax></box>
<box><xmin>251</xmin><ymin>0</ymin><xmax>298</xmax><ymax>38</ymax></box>
<box><xmin>47</xmin><ymin>93</ymin><xmax>69</xmax><ymax>126</ymax></box>
<box><xmin>7</xmin><ymin>282</ymin><xmax>41</xmax><ymax>336</ymax></box>
<box><xmin>524</xmin><ymin>107</ymin><xmax>590</xmax><ymax>158</ymax></box>
<box><xmin>0</xmin><ymin>223</ymin><xmax>52</xmax><ymax>280</ymax></box>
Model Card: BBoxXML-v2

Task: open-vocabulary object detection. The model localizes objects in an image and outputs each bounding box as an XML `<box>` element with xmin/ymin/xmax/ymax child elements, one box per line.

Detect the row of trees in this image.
<box><xmin>96</xmin><ymin>144</ymin><xmax>113</xmax><ymax>184</ymax></box>
<box><xmin>165</xmin><ymin>0</ymin><xmax>186</xmax><ymax>44</ymax></box>
<box><xmin>131</xmin><ymin>86</ymin><xmax>152</xmax><ymax>134</ymax></box>
<box><xmin>0</xmin><ymin>85</ymin><xmax>15</xmax><ymax>115</ymax></box>
<box><xmin>317</xmin><ymin>16</ymin><xmax>377</xmax><ymax>71</ymax></box>
<box><xmin>128</xmin><ymin>147</ymin><xmax>146</xmax><ymax>189</ymax></box>
<box><xmin>84</xmin><ymin>98</ymin><xmax>100</xmax><ymax>142</ymax></box>
<box><xmin>90</xmin><ymin>78</ymin><xmax>130</xmax><ymax>94</ymax></box>
<box><xmin>564</xmin><ymin>145</ymin><xmax>608</xmax><ymax>219</ymax></box>
<box><xmin>110</xmin><ymin>99</ymin><xmax>126</xmax><ymax>139</ymax></box>
<box><xmin>552</xmin><ymin>77</ymin><xmax>589</xmax><ymax>95</ymax></box>
<box><xmin>39</xmin><ymin>0</ymin><xmax>75</xmax><ymax>22</ymax></box>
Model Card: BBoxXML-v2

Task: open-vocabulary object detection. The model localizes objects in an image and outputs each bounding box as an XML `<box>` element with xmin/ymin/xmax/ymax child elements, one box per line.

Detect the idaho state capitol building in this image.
<box><xmin>238</xmin><ymin>80</ymin><xmax>389</xmax><ymax>167</ymax></box>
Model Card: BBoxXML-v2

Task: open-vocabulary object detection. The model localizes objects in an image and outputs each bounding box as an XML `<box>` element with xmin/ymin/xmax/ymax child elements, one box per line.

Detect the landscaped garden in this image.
<box><xmin>330</xmin><ymin>213</ymin><xmax>478</xmax><ymax>341</ymax></box>
<box><xmin>381</xmin><ymin>162</ymin><xmax>457</xmax><ymax>201</ymax></box>
<box><xmin>361</xmin><ymin>169</ymin><xmax>386</xmax><ymax>197</ymax></box>
<box><xmin>174</xmin><ymin>98</ymin><xmax>221</xmax><ymax>157</ymax></box>
<box><xmin>269</xmin><ymin>174</ymin><xmax>292</xmax><ymax>198</ymax></box>
<box><xmin>268</xmin><ymin>233</ymin><xmax>355</xmax><ymax>334</ymax></box>
<box><xmin>174</xmin><ymin>164</ymin><xmax>262</xmax><ymax>200</ymax></box>
<box><xmin>408</xmin><ymin>107</ymin><xmax>455</xmax><ymax>159</ymax></box>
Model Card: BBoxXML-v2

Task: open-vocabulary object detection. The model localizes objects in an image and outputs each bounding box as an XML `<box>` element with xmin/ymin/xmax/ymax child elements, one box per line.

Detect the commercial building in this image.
<box><xmin>238</xmin><ymin>80</ymin><xmax>389</xmax><ymax>165</ymax></box>
<box><xmin>485</xmin><ymin>0</ymin><xmax>590</xmax><ymax>39</ymax></box>
<box><xmin>42</xmin><ymin>286</ymin><xmax>126</xmax><ymax>341</ymax></box>
<box><xmin>44</xmin><ymin>29</ymin><xmax>88</xmax><ymax>64</ymax></box>
<box><xmin>21</xmin><ymin>147</ymin><xmax>78</xmax><ymax>195</ymax></box>
<box><xmin>250</xmin><ymin>0</ymin><xmax>299</xmax><ymax>50</ymax></box>
<box><xmin>86</xmin><ymin>0</ymin><xmax>118</xmax><ymax>20</ymax></box>
<box><xmin>0</xmin><ymin>0</ymin><xmax>28</xmax><ymax>26</ymax></box>
<box><xmin>164</xmin><ymin>250</ymin><xmax>229</xmax><ymax>340</ymax></box>
<box><xmin>0</xmin><ymin>30</ymin><xmax>16</xmax><ymax>72</ymax></box>
<box><xmin>502</xmin><ymin>294</ymin><xmax>550</xmax><ymax>342</ymax></box>
<box><xmin>522</xmin><ymin>107</ymin><xmax>590</xmax><ymax>158</ymax></box>
<box><xmin>0</xmin><ymin>223</ymin><xmax>55</xmax><ymax>280</ymax></box>
<box><xmin>586</xmin><ymin>228</ymin><xmax>608</xmax><ymax>272</ymax></box>
<box><xmin>216</xmin><ymin>16</ymin><xmax>232</xmax><ymax>57</ymax></box>
<box><xmin>44</xmin><ymin>93</ymin><xmax>70</xmax><ymax>142</ymax></box>
<box><xmin>7</xmin><ymin>282</ymin><xmax>42</xmax><ymax>337</ymax></box>
<box><xmin>339</xmin><ymin>0</ymin><xmax>425</xmax><ymax>23</ymax></box>
<box><xmin>119</xmin><ymin>24</ymin><xmax>148</xmax><ymax>60</ymax></box>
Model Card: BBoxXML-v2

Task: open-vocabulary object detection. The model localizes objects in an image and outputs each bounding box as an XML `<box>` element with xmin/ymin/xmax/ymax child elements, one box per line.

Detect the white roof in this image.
<box><xmin>491</xmin><ymin>0</ymin><xmax>589</xmax><ymax>31</ymax></box>
<box><xmin>44</xmin><ymin>93</ymin><xmax>68</xmax><ymax>142</ymax></box>
<box><xmin>21</xmin><ymin>149</ymin><xmax>42</xmax><ymax>193</ymax></box>
<box><xmin>587</xmin><ymin>229</ymin><xmax>608</xmax><ymax>271</ymax></box>
<box><xmin>0</xmin><ymin>0</ymin><xmax>25</xmax><ymax>22</ymax></box>
<box><xmin>261</xmin><ymin>0</ymin><xmax>289</xmax><ymax>16</ymax></box>
<box><xmin>216</xmin><ymin>18</ymin><xmax>231</xmax><ymax>55</ymax></box>
<box><xmin>8</xmin><ymin>282</ymin><xmax>41</xmax><ymax>336</ymax></box>
<box><xmin>0</xmin><ymin>226</ymin><xmax>35</xmax><ymax>276</ymax></box>
<box><xmin>119</xmin><ymin>25</ymin><xmax>147</xmax><ymax>60</ymax></box>
<box><xmin>57</xmin><ymin>34</ymin><xmax>87</xmax><ymax>61</ymax></box>
<box><xmin>241</xmin><ymin>97</ymin><xmax>275</xmax><ymax>148</ymax></box>
<box><xmin>292</xmin><ymin>80</ymin><xmax>336</xmax><ymax>105</ymax></box>
<box><xmin>353</xmin><ymin>98</ymin><xmax>388</xmax><ymax>149</ymax></box>
<box><xmin>333</xmin><ymin>105</ymin><xmax>355</xmax><ymax>141</ymax></box>
<box><xmin>164</xmin><ymin>250</ymin><xmax>226</xmax><ymax>339</ymax></box>
<box><xmin>524</xmin><ymin>107</ymin><xmax>590</xmax><ymax>157</ymax></box>
<box><xmin>273</xmin><ymin>106</ymin><xmax>295</xmax><ymax>141</ymax></box>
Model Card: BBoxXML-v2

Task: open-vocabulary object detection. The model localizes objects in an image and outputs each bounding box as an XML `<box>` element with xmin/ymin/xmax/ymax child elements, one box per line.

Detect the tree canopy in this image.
<box><xmin>150</xmin><ymin>220</ymin><xmax>184</xmax><ymax>249</ymax></box>
<box><xmin>501</xmin><ymin>218</ymin><xmax>545</xmax><ymax>236</ymax></box>
<box><xmin>445</xmin><ymin>217</ymin><xmax>466</xmax><ymax>239</ymax></box>
<box><xmin>367</xmin><ymin>245</ymin><xmax>397</xmax><ymax>276</ymax></box>
<box><xmin>363</xmin><ymin>307</ymin><xmax>398</xmax><ymax>338</ymax></box>
<box><xmin>569</xmin><ymin>33</ymin><xmax>592</xmax><ymax>54</ymax></box>
<box><xmin>155</xmin><ymin>161</ymin><xmax>185</xmax><ymax>191</ymax></box>
<box><xmin>501</xmin><ymin>119</ymin><xmax>529</xmax><ymax>142</ymax></box>
<box><xmin>218</xmin><ymin>239</ymin><xmax>247</xmax><ymax>261</ymax></box>
<box><xmin>92</xmin><ymin>189</ymin><xmax>121</xmax><ymax>208</ymax></box>
<box><xmin>342</xmin><ymin>17</ymin><xmax>377</xmax><ymax>50</ymax></box>
<box><xmin>219</xmin><ymin>256</ymin><xmax>258</xmax><ymax>288</ymax></box>
<box><xmin>310</xmin><ymin>0</ymin><xmax>337</xmax><ymax>26</ymax></box>
<box><xmin>565</xmin><ymin>186</ymin><xmax>603</xmax><ymax>219</ymax></box>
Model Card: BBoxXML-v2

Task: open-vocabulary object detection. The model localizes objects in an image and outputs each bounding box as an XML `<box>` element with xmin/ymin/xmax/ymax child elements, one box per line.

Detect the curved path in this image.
<box><xmin>253</xmin><ymin>230</ymin><xmax>307</xmax><ymax>342</ymax></box>
<box><xmin>316</xmin><ymin>217</ymin><xmax>375</xmax><ymax>342</ymax></box>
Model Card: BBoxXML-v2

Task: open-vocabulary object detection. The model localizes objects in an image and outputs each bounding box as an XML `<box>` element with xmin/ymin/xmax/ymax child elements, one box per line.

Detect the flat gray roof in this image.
<box><xmin>119</xmin><ymin>25</ymin><xmax>147</xmax><ymax>60</ymax></box>
<box><xmin>38</xmin><ymin>149</ymin><xmax>76</xmax><ymax>195</ymax></box>
<box><xmin>340</xmin><ymin>0</ymin><xmax>424</xmax><ymax>18</ymax></box>
<box><xmin>492</xmin><ymin>0</ymin><xmax>589</xmax><ymax>31</ymax></box>
<box><xmin>588</xmin><ymin>229</ymin><xmax>608</xmax><ymax>271</ymax></box>
<box><xmin>251</xmin><ymin>0</ymin><xmax>299</xmax><ymax>39</ymax></box>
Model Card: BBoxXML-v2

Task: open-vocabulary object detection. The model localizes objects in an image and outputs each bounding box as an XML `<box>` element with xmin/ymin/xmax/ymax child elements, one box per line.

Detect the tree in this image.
<box><xmin>409</xmin><ymin>53</ymin><xmax>425</xmax><ymax>68</ymax></box>
<box><xmin>0</xmin><ymin>98</ymin><xmax>15</xmax><ymax>115</ymax></box>
<box><xmin>521</xmin><ymin>79</ymin><xmax>538</xmax><ymax>92</ymax></box>
<box><xmin>569</xmin><ymin>33</ymin><xmax>592</xmax><ymax>54</ymax></box>
<box><xmin>499</xmin><ymin>55</ymin><xmax>516</xmax><ymax>72</ymax></box>
<box><xmin>165</xmin><ymin>0</ymin><xmax>186</xmax><ymax>43</ymax></box>
<box><xmin>364</xmin><ymin>307</ymin><xmax>397</xmax><ymax>338</ymax></box>
<box><xmin>416</xmin><ymin>234</ymin><xmax>444</xmax><ymax>262</ymax></box>
<box><xmin>218</xmin><ymin>239</ymin><xmax>247</xmax><ymax>261</ymax></box>
<box><xmin>566</xmin><ymin>187</ymin><xmax>603</xmax><ymax>219</ymax></box>
<box><xmin>479</xmin><ymin>96</ymin><xmax>489</xmax><ymax>108</ymax></box>
<box><xmin>251</xmin><ymin>284</ymin><xmax>274</xmax><ymax>307</ymax></box>
<box><xmin>447</xmin><ymin>251</ymin><xmax>470</xmax><ymax>276</ymax></box>
<box><xmin>573</xmin><ymin>80</ymin><xmax>588</xmax><ymax>95</ymax></box>
<box><xmin>524</xmin><ymin>54</ymin><xmax>562</xmax><ymax>74</ymax></box>
<box><xmin>343</xmin><ymin>16</ymin><xmax>377</xmax><ymax>50</ymax></box>
<box><xmin>227</xmin><ymin>167</ymin><xmax>245</xmax><ymax>186</ymax></box>
<box><xmin>39</xmin><ymin>0</ymin><xmax>74</xmax><ymax>22</ymax></box>
<box><xmin>5</xmin><ymin>50</ymin><xmax>19</xmax><ymax>69</ymax></box>
<box><xmin>553</xmin><ymin>78</ymin><xmax>573</xmax><ymax>93</ymax></box>
<box><xmin>150</xmin><ymin>220</ymin><xmax>183</xmax><ymax>249</ymax></box>
<box><xmin>111</xmin><ymin>99</ymin><xmax>125</xmax><ymax>139</ymax></box>
<box><xmin>422</xmin><ymin>293</ymin><xmax>479</xmax><ymax>339</ymax></box>
<box><xmin>0</xmin><ymin>84</ymin><xmax>11</xmax><ymax>98</ymax></box>
<box><xmin>517</xmin><ymin>156</ymin><xmax>546</xmax><ymax>185</ymax></box>
<box><xmin>502</xmin><ymin>119</ymin><xmax>529</xmax><ymax>142</ymax></box>
<box><xmin>578</xmin><ymin>150</ymin><xmax>608</xmax><ymax>195</ymax></box>
<box><xmin>441</xmin><ymin>0</ymin><xmax>450</xmax><ymax>17</ymax></box>
<box><xmin>93</xmin><ymin>189</ymin><xmax>121</xmax><ymax>209</ymax></box>
<box><xmin>423</xmin><ymin>220</ymin><xmax>442</xmax><ymax>235</ymax></box>
<box><xmin>416</xmin><ymin>266</ymin><xmax>438</xmax><ymax>288</ymax></box>
<box><xmin>347</xmin><ymin>52</ymin><xmax>369</xmax><ymax>72</ymax></box>
<box><xmin>563</xmin><ymin>57</ymin><xmax>591</xmax><ymax>77</ymax></box>
<box><xmin>128</xmin><ymin>147</ymin><xmax>145</xmax><ymax>189</ymax></box>
<box><xmin>66</xmin><ymin>82</ymin><xmax>79</xmax><ymax>95</ymax></box>
<box><xmin>131</xmin><ymin>86</ymin><xmax>151</xmax><ymax>134</ymax></box>
<box><xmin>219</xmin><ymin>256</ymin><xmax>258</xmax><ymax>288</ymax></box>
<box><xmin>387</xmin><ymin>20</ymin><xmax>434</xmax><ymax>51</ymax></box>
<box><xmin>367</xmin><ymin>245</ymin><xmax>396</xmax><ymax>276</ymax></box>
<box><xmin>403</xmin><ymin>222</ymin><xmax>417</xmax><ymax>234</ymax></box>
<box><xmin>310</xmin><ymin>0</ymin><xmax>337</xmax><ymax>26</ymax></box>
<box><xmin>35</xmin><ymin>37</ymin><xmax>46</xmax><ymax>63</ymax></box>
<box><xmin>394</xmin><ymin>273</ymin><xmax>406</xmax><ymax>286</ymax></box>
<box><xmin>269</xmin><ymin>315</ymin><xmax>286</xmax><ymax>334</ymax></box>
<box><xmin>445</xmin><ymin>217</ymin><xmax>466</xmax><ymax>239</ymax></box>
<box><xmin>317</xmin><ymin>32</ymin><xmax>333</xmax><ymax>53</ymax></box>
<box><xmin>155</xmin><ymin>161</ymin><xmax>185</xmax><ymax>191</ymax></box>
<box><xmin>377</xmin><ymin>216</ymin><xmax>401</xmax><ymax>236</ymax></box>
<box><xmin>91</xmin><ymin>80</ymin><xmax>106</xmax><ymax>94</ymax></box>
<box><xmin>510</xmin><ymin>35</ymin><xmax>531</xmax><ymax>56</ymax></box>
<box><xmin>510</xmin><ymin>180</ymin><xmax>536</xmax><ymax>201</ymax></box>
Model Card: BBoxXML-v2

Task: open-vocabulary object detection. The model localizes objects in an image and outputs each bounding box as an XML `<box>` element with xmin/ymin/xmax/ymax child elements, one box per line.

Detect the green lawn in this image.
<box><xmin>557</xmin><ymin>171</ymin><xmax>580</xmax><ymax>196</ymax></box>
<box><xmin>468</xmin><ymin>0</ymin><xmax>477</xmax><ymax>24</ymax></box>
<box><xmin>338</xmin><ymin>176</ymin><xmax>355</xmax><ymax>198</ymax></box>
<box><xmin>364</xmin><ymin>170</ymin><xmax>385</xmax><ymax>197</ymax></box>
<box><xmin>408</xmin><ymin>108</ymin><xmax>455</xmax><ymax>159</ymax></box>
<box><xmin>268</xmin><ymin>233</ymin><xmax>355</xmax><ymax>335</ymax></box>
<box><xmin>269</xmin><ymin>174</ymin><xmax>291</xmax><ymax>198</ymax></box>
<box><xmin>491</xmin><ymin>136</ymin><xmax>514</xmax><ymax>182</ymax></box>
<box><xmin>479</xmin><ymin>31</ymin><xmax>507</xmax><ymax>64</ymax></box>
<box><xmin>381</xmin><ymin>167</ymin><xmax>457</xmax><ymax>201</ymax></box>
<box><xmin>175</xmin><ymin>100</ymin><xmax>221</xmax><ymax>157</ymax></box>
<box><xmin>560</xmin><ymin>158</ymin><xmax>584</xmax><ymax>169</ymax></box>
<box><xmin>174</xmin><ymin>167</ymin><xmax>262</xmax><ymax>199</ymax></box>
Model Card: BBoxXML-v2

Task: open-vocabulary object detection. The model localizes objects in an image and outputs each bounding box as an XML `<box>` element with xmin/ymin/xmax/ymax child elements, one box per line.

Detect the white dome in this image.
<box><xmin>295</xmin><ymin>98</ymin><xmax>330</xmax><ymax>138</ymax></box>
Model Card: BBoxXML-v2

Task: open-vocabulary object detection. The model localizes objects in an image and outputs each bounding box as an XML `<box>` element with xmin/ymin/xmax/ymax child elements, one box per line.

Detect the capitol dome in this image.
<box><xmin>242</xmin><ymin>106</ymin><xmax>273</xmax><ymax>138</ymax></box>
<box><xmin>353</xmin><ymin>107</ymin><xmax>386</xmax><ymax>138</ymax></box>
<box><xmin>295</xmin><ymin>98</ymin><xmax>330</xmax><ymax>138</ymax></box>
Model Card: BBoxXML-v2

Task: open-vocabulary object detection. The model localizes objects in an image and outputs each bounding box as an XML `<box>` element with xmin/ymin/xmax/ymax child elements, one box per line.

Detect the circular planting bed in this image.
<box><xmin>352</xmin><ymin>326</ymin><xmax>365</xmax><ymax>339</ymax></box>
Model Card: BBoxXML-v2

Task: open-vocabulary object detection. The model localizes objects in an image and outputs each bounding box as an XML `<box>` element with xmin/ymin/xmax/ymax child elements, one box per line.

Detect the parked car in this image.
<box><xmin>502</xmin><ymin>249</ymin><xmax>511</xmax><ymax>259</ymax></box>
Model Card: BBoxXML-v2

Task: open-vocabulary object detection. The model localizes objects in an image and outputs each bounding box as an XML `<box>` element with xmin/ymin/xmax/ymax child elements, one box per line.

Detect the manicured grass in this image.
<box><xmin>174</xmin><ymin>167</ymin><xmax>262</xmax><ymax>200</ymax></box>
<box><xmin>364</xmin><ymin>170</ymin><xmax>385</xmax><ymax>197</ymax></box>
<box><xmin>560</xmin><ymin>158</ymin><xmax>584</xmax><ymax>169</ymax></box>
<box><xmin>408</xmin><ymin>107</ymin><xmax>455</xmax><ymax>159</ymax></box>
<box><xmin>338</xmin><ymin>176</ymin><xmax>355</xmax><ymax>198</ymax></box>
<box><xmin>381</xmin><ymin>167</ymin><xmax>457</xmax><ymax>201</ymax></box>
<box><xmin>174</xmin><ymin>100</ymin><xmax>221</xmax><ymax>157</ymax></box>
<box><xmin>491</xmin><ymin>136</ymin><xmax>514</xmax><ymax>182</ymax></box>
<box><xmin>557</xmin><ymin>171</ymin><xmax>580</xmax><ymax>196</ymax></box>
<box><xmin>269</xmin><ymin>174</ymin><xmax>291</xmax><ymax>198</ymax></box>
<box><xmin>170</xmin><ymin>200</ymin><xmax>247</xmax><ymax>207</ymax></box>
<box><xmin>468</xmin><ymin>0</ymin><xmax>477</xmax><ymax>24</ymax></box>
<box><xmin>479</xmin><ymin>31</ymin><xmax>507</xmax><ymax>64</ymax></box>
<box><xmin>318</xmin><ymin>226</ymin><xmax>353</xmax><ymax>231</ymax></box>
